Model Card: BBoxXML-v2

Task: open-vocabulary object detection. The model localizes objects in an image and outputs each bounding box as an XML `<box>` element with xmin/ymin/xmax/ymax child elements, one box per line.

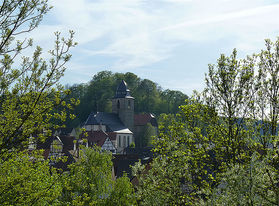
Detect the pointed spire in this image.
<box><xmin>114</xmin><ymin>80</ymin><xmax>133</xmax><ymax>98</ymax></box>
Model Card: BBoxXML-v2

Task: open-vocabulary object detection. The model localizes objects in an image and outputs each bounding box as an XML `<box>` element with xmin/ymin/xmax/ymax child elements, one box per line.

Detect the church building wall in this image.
<box><xmin>85</xmin><ymin>125</ymin><xmax>106</xmax><ymax>132</ymax></box>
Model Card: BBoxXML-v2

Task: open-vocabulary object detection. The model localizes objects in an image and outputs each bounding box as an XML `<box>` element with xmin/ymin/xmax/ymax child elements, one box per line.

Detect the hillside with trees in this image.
<box><xmin>64</xmin><ymin>71</ymin><xmax>189</xmax><ymax>127</ymax></box>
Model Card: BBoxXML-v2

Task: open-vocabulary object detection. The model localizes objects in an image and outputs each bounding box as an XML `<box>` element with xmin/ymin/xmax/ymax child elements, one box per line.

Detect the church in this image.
<box><xmin>82</xmin><ymin>80</ymin><xmax>157</xmax><ymax>154</ymax></box>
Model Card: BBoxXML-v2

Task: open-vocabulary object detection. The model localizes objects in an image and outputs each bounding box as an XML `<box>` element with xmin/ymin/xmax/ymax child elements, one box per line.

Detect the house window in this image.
<box><xmin>49</xmin><ymin>139</ymin><xmax>63</xmax><ymax>165</ymax></box>
<box><xmin>123</xmin><ymin>136</ymin><xmax>126</xmax><ymax>147</ymax></box>
<box><xmin>118</xmin><ymin>136</ymin><xmax>121</xmax><ymax>147</ymax></box>
<box><xmin>28</xmin><ymin>137</ymin><xmax>36</xmax><ymax>150</ymax></box>
<box><xmin>50</xmin><ymin>139</ymin><xmax>63</xmax><ymax>155</ymax></box>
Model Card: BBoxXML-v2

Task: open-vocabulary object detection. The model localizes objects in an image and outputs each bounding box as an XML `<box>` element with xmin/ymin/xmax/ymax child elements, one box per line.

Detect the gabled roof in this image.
<box><xmin>37</xmin><ymin>136</ymin><xmax>63</xmax><ymax>150</ymax></box>
<box><xmin>59</xmin><ymin>135</ymin><xmax>75</xmax><ymax>151</ymax></box>
<box><xmin>84</xmin><ymin>112</ymin><xmax>132</xmax><ymax>134</ymax></box>
<box><xmin>59</xmin><ymin>128</ymin><xmax>73</xmax><ymax>136</ymax></box>
<box><xmin>114</xmin><ymin>80</ymin><xmax>134</xmax><ymax>99</ymax></box>
<box><xmin>85</xmin><ymin>130</ymin><xmax>107</xmax><ymax>147</ymax></box>
<box><xmin>134</xmin><ymin>113</ymin><xmax>158</xmax><ymax>127</ymax></box>
<box><xmin>102</xmin><ymin>137</ymin><xmax>116</xmax><ymax>153</ymax></box>
<box><xmin>85</xmin><ymin>130</ymin><xmax>116</xmax><ymax>147</ymax></box>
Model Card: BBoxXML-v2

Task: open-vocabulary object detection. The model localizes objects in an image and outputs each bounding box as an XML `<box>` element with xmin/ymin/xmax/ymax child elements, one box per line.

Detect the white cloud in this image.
<box><xmin>27</xmin><ymin>0</ymin><xmax>279</xmax><ymax>92</ymax></box>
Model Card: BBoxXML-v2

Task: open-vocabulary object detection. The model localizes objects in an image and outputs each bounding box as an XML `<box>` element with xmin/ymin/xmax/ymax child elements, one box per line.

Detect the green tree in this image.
<box><xmin>134</xmin><ymin>39</ymin><xmax>279</xmax><ymax>205</ymax></box>
<box><xmin>252</xmin><ymin>38</ymin><xmax>279</xmax><ymax>153</ymax></box>
<box><xmin>0</xmin><ymin>150</ymin><xmax>62</xmax><ymax>205</ymax></box>
<box><xmin>135</xmin><ymin>99</ymin><xmax>219</xmax><ymax>205</ymax></box>
<box><xmin>60</xmin><ymin>147</ymin><xmax>136</xmax><ymax>205</ymax></box>
<box><xmin>140</xmin><ymin>122</ymin><xmax>156</xmax><ymax>147</ymax></box>
<box><xmin>204</xmin><ymin>49</ymin><xmax>256</xmax><ymax>165</ymax></box>
<box><xmin>160</xmin><ymin>89</ymin><xmax>188</xmax><ymax>113</ymax></box>
<box><xmin>0</xmin><ymin>0</ymin><xmax>77</xmax><ymax>154</ymax></box>
<box><xmin>204</xmin><ymin>153</ymin><xmax>279</xmax><ymax>206</ymax></box>
<box><xmin>0</xmin><ymin>1</ymin><xmax>77</xmax><ymax>204</ymax></box>
<box><xmin>65</xmin><ymin>71</ymin><xmax>189</xmax><ymax>128</ymax></box>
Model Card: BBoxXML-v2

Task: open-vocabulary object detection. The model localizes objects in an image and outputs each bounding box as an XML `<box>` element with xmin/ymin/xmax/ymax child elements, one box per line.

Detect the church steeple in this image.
<box><xmin>114</xmin><ymin>80</ymin><xmax>132</xmax><ymax>98</ymax></box>
<box><xmin>112</xmin><ymin>80</ymin><xmax>134</xmax><ymax>132</ymax></box>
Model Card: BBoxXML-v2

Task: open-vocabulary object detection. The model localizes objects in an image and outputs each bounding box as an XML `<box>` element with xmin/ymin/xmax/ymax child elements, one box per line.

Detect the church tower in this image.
<box><xmin>112</xmin><ymin>80</ymin><xmax>134</xmax><ymax>132</ymax></box>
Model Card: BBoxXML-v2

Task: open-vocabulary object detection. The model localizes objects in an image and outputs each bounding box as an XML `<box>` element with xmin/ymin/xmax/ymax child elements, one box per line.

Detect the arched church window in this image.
<box><xmin>117</xmin><ymin>100</ymin><xmax>120</xmax><ymax>109</ymax></box>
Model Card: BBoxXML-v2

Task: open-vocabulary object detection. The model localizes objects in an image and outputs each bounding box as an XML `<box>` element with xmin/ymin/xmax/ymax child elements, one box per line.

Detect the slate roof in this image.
<box><xmin>84</xmin><ymin>112</ymin><xmax>132</xmax><ymax>134</ymax></box>
<box><xmin>37</xmin><ymin>135</ymin><xmax>75</xmax><ymax>152</ymax></box>
<box><xmin>113</xmin><ymin>149</ymin><xmax>153</xmax><ymax>179</ymax></box>
<box><xmin>59</xmin><ymin>135</ymin><xmax>75</xmax><ymax>151</ymax></box>
<box><xmin>59</xmin><ymin>128</ymin><xmax>73</xmax><ymax>136</ymax></box>
<box><xmin>37</xmin><ymin>136</ymin><xmax>61</xmax><ymax>150</ymax></box>
<box><xmin>134</xmin><ymin>113</ymin><xmax>158</xmax><ymax>127</ymax></box>
<box><xmin>114</xmin><ymin>80</ymin><xmax>134</xmax><ymax>99</ymax></box>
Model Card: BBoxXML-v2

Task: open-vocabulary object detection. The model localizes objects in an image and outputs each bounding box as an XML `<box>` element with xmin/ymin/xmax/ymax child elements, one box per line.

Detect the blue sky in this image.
<box><xmin>29</xmin><ymin>0</ymin><xmax>279</xmax><ymax>95</ymax></box>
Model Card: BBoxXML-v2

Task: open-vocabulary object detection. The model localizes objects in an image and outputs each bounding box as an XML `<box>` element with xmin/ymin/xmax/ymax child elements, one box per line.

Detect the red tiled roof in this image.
<box><xmin>107</xmin><ymin>132</ymin><xmax>117</xmax><ymax>140</ymax></box>
<box><xmin>134</xmin><ymin>113</ymin><xmax>158</xmax><ymax>126</ymax></box>
<box><xmin>85</xmin><ymin>131</ymin><xmax>116</xmax><ymax>147</ymax></box>
<box><xmin>134</xmin><ymin>113</ymin><xmax>152</xmax><ymax>126</ymax></box>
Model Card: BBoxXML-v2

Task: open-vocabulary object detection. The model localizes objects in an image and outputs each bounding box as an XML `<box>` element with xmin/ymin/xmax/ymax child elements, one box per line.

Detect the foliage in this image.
<box><xmin>0</xmin><ymin>0</ymin><xmax>77</xmax><ymax>155</ymax></box>
<box><xmin>64</xmin><ymin>71</ymin><xmax>188</xmax><ymax>128</ymax></box>
<box><xmin>0</xmin><ymin>150</ymin><xmax>62</xmax><ymax>205</ymax></box>
<box><xmin>138</xmin><ymin>122</ymin><xmax>156</xmax><ymax>148</ymax></box>
<box><xmin>252</xmin><ymin>38</ymin><xmax>279</xmax><ymax>152</ymax></box>
<box><xmin>135</xmin><ymin>99</ymin><xmax>218</xmax><ymax>205</ymax></box>
<box><xmin>204</xmin><ymin>153</ymin><xmax>279</xmax><ymax>205</ymax></box>
<box><xmin>107</xmin><ymin>174</ymin><xmax>136</xmax><ymax>206</ymax></box>
<box><xmin>204</xmin><ymin>49</ymin><xmax>256</xmax><ymax>165</ymax></box>
<box><xmin>130</xmin><ymin>141</ymin><xmax>136</xmax><ymax>148</ymax></box>
<box><xmin>134</xmin><ymin>38</ymin><xmax>279</xmax><ymax>205</ymax></box>
<box><xmin>0</xmin><ymin>1</ymin><xmax>136</xmax><ymax>205</ymax></box>
<box><xmin>0</xmin><ymin>148</ymin><xmax>136</xmax><ymax>205</ymax></box>
<box><xmin>135</xmin><ymin>157</ymin><xmax>193</xmax><ymax>206</ymax></box>
<box><xmin>59</xmin><ymin>147</ymin><xmax>136</xmax><ymax>205</ymax></box>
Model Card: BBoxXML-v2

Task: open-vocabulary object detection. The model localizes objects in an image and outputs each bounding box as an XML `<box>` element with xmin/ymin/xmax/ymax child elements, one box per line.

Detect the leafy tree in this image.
<box><xmin>0</xmin><ymin>150</ymin><xmax>62</xmax><ymax>205</ymax></box>
<box><xmin>140</xmin><ymin>122</ymin><xmax>156</xmax><ymax>147</ymax></box>
<box><xmin>0</xmin><ymin>0</ymin><xmax>77</xmax><ymax>154</ymax></box>
<box><xmin>65</xmin><ymin>71</ymin><xmax>189</xmax><ymax>128</ymax></box>
<box><xmin>160</xmin><ymin>89</ymin><xmax>188</xmax><ymax>113</ymax></box>
<box><xmin>204</xmin><ymin>49</ymin><xmax>256</xmax><ymax>165</ymax></box>
<box><xmin>60</xmin><ymin>147</ymin><xmax>136</xmax><ymax>205</ymax></box>
<box><xmin>0</xmin><ymin>2</ymin><xmax>137</xmax><ymax>205</ymax></box>
<box><xmin>0</xmin><ymin>1</ymin><xmax>77</xmax><ymax>205</ymax></box>
<box><xmin>134</xmin><ymin>39</ymin><xmax>279</xmax><ymax>205</ymax></box>
<box><xmin>204</xmin><ymin>153</ymin><xmax>279</xmax><ymax>206</ymax></box>
<box><xmin>252</xmin><ymin>38</ymin><xmax>279</xmax><ymax>153</ymax></box>
<box><xmin>135</xmin><ymin>99</ymin><xmax>219</xmax><ymax>205</ymax></box>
